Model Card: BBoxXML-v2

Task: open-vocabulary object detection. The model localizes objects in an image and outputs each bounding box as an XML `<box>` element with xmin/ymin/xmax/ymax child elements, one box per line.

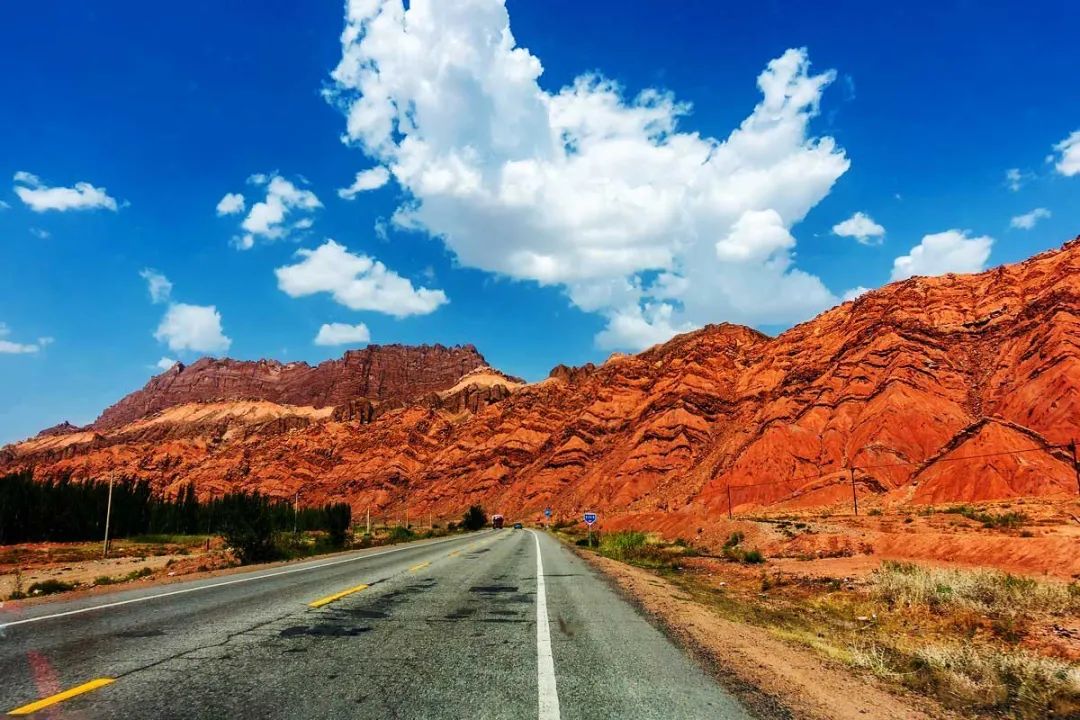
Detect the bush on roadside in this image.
<box><xmin>461</xmin><ymin>505</ymin><xmax>488</xmax><ymax>531</ymax></box>
<box><xmin>388</xmin><ymin>525</ymin><xmax>415</xmax><ymax>543</ymax></box>
<box><xmin>27</xmin><ymin>579</ymin><xmax>76</xmax><ymax>596</ymax></box>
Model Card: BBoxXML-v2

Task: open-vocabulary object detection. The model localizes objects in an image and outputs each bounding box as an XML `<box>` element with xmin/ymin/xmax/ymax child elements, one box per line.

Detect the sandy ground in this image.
<box><xmin>578</xmin><ymin>549</ymin><xmax>961</xmax><ymax>720</ymax></box>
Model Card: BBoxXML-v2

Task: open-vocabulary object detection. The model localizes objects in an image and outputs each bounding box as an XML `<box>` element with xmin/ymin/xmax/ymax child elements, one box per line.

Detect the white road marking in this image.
<box><xmin>0</xmin><ymin>533</ymin><xmax>483</xmax><ymax>630</ymax></box>
<box><xmin>530</xmin><ymin>530</ymin><xmax>561</xmax><ymax>720</ymax></box>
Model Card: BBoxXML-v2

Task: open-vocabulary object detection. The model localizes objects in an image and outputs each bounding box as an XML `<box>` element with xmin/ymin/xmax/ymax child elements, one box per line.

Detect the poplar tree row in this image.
<box><xmin>0</xmin><ymin>471</ymin><xmax>351</xmax><ymax>545</ymax></box>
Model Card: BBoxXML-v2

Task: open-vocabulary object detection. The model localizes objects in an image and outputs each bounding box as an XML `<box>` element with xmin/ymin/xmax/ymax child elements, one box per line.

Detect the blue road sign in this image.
<box><xmin>583</xmin><ymin>512</ymin><xmax>597</xmax><ymax>526</ymax></box>
<box><xmin>544</xmin><ymin>508</ymin><xmax>552</xmax><ymax>517</ymax></box>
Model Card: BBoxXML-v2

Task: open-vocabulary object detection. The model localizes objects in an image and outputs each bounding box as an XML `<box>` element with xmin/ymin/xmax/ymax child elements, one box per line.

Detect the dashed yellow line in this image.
<box><xmin>448</xmin><ymin>550</ymin><xmax>460</xmax><ymax>557</ymax></box>
<box><xmin>308</xmin><ymin>583</ymin><xmax>369</xmax><ymax>609</ymax></box>
<box><xmin>8</xmin><ymin>678</ymin><xmax>114</xmax><ymax>716</ymax></box>
<box><xmin>409</xmin><ymin>561</ymin><xmax>430</xmax><ymax>573</ymax></box>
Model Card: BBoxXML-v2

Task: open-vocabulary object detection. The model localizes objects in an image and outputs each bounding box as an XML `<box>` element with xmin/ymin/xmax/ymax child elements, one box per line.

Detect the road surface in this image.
<box><xmin>0</xmin><ymin>529</ymin><xmax>752</xmax><ymax>719</ymax></box>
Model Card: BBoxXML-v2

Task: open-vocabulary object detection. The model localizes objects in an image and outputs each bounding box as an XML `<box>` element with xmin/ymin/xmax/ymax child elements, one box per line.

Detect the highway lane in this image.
<box><xmin>0</xmin><ymin>529</ymin><xmax>752</xmax><ymax>719</ymax></box>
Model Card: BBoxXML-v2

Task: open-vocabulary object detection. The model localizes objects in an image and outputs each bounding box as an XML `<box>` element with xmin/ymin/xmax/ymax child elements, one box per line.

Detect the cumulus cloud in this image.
<box><xmin>0</xmin><ymin>323</ymin><xmax>52</xmax><ymax>354</ymax></box>
<box><xmin>216</xmin><ymin>192</ymin><xmax>246</xmax><ymax>216</ymax></box>
<box><xmin>832</xmin><ymin>211</ymin><xmax>885</xmax><ymax>245</ymax></box>
<box><xmin>156</xmin><ymin>356</ymin><xmax>179</xmax><ymax>371</ymax></box>
<box><xmin>842</xmin><ymin>286</ymin><xmax>870</xmax><ymax>301</ymax></box>
<box><xmin>1010</xmin><ymin>208</ymin><xmax>1051</xmax><ymax>230</ymax></box>
<box><xmin>30</xmin><ymin>228</ymin><xmax>50</xmax><ymax>239</ymax></box>
<box><xmin>314</xmin><ymin>321</ymin><xmax>371</xmax><ymax>346</ymax></box>
<box><xmin>154</xmin><ymin>303</ymin><xmax>231</xmax><ymax>353</ymax></box>
<box><xmin>139</xmin><ymin>268</ymin><xmax>173</xmax><ymax>304</ymax></box>
<box><xmin>338</xmin><ymin>167</ymin><xmax>391</xmax><ymax>199</ymax></box>
<box><xmin>325</xmin><ymin>1</ymin><xmax>850</xmax><ymax>349</ymax></box>
<box><xmin>13</xmin><ymin>171</ymin><xmax>119</xmax><ymax>213</ymax></box>
<box><xmin>890</xmin><ymin>230</ymin><xmax>993</xmax><ymax>281</ymax></box>
<box><xmin>1051</xmin><ymin>131</ymin><xmax>1080</xmax><ymax>176</ymax></box>
<box><xmin>222</xmin><ymin>174</ymin><xmax>321</xmax><ymax>249</ymax></box>
<box><xmin>275</xmin><ymin>239</ymin><xmax>448</xmax><ymax>318</ymax></box>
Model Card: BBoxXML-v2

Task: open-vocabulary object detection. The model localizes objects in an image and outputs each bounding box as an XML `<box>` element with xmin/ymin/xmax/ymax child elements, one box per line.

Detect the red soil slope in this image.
<box><xmin>3</xmin><ymin>237</ymin><xmax>1079</xmax><ymax>523</ymax></box>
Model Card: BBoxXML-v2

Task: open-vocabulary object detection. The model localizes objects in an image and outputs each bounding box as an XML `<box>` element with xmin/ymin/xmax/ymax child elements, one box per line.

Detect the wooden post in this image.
<box><xmin>366</xmin><ymin>506</ymin><xmax>371</xmax><ymax>534</ymax></box>
<box><xmin>726</xmin><ymin>484</ymin><xmax>733</xmax><ymax>520</ymax></box>
<box><xmin>850</xmin><ymin>467</ymin><xmax>859</xmax><ymax>516</ymax></box>
<box><xmin>102</xmin><ymin>476</ymin><xmax>115</xmax><ymax>559</ymax></box>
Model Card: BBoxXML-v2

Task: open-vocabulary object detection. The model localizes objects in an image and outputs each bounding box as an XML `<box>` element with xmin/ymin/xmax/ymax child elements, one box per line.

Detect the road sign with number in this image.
<box><xmin>583</xmin><ymin>512</ymin><xmax>597</xmax><ymax>526</ymax></box>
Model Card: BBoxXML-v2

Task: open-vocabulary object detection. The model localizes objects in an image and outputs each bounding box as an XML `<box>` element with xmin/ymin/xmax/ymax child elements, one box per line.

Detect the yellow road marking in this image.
<box><xmin>308</xmin><ymin>583</ymin><xmax>369</xmax><ymax>609</ymax></box>
<box><xmin>409</xmin><ymin>561</ymin><xmax>430</xmax><ymax>572</ymax></box>
<box><xmin>448</xmin><ymin>550</ymin><xmax>460</xmax><ymax>557</ymax></box>
<box><xmin>8</xmin><ymin>678</ymin><xmax>114</xmax><ymax>716</ymax></box>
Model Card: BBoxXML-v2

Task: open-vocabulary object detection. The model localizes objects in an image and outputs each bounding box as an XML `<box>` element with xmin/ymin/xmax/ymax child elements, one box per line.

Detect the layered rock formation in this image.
<box><xmin>4</xmin><ymin>237</ymin><xmax>1079</xmax><ymax>525</ymax></box>
<box><xmin>92</xmin><ymin>344</ymin><xmax>490</xmax><ymax>429</ymax></box>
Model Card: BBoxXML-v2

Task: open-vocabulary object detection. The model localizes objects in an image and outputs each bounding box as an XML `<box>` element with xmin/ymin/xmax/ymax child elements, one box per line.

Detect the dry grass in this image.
<box><xmin>873</xmin><ymin>561</ymin><xmax>1080</xmax><ymax>618</ymax></box>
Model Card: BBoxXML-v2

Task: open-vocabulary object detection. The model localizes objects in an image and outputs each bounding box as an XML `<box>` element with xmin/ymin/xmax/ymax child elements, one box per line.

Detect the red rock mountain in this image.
<box><xmin>4</xmin><ymin>237</ymin><xmax>1079</xmax><ymax>525</ymax></box>
<box><xmin>92</xmin><ymin>344</ymin><xmax>490</xmax><ymax>429</ymax></box>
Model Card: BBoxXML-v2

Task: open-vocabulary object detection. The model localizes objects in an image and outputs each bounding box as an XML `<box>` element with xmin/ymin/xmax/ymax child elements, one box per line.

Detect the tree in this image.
<box><xmin>325</xmin><ymin>503</ymin><xmax>352</xmax><ymax>547</ymax></box>
<box><xmin>461</xmin><ymin>505</ymin><xmax>487</xmax><ymax>531</ymax></box>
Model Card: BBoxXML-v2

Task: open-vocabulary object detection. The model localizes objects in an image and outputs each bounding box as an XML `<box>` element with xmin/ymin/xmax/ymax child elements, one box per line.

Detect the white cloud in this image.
<box><xmin>338</xmin><ymin>167</ymin><xmax>391</xmax><ymax>199</ymax></box>
<box><xmin>216</xmin><ymin>192</ymin><xmax>246</xmax><ymax>216</ymax></box>
<box><xmin>890</xmin><ymin>230</ymin><xmax>993</xmax><ymax>281</ymax></box>
<box><xmin>223</xmin><ymin>174</ymin><xmax>321</xmax><ymax>249</ymax></box>
<box><xmin>0</xmin><ymin>200</ymin><xmax>9</xmax><ymax>210</ymax></box>
<box><xmin>1004</xmin><ymin>168</ymin><xmax>1031</xmax><ymax>192</ymax></box>
<box><xmin>154</xmin><ymin>303</ymin><xmax>231</xmax><ymax>353</ymax></box>
<box><xmin>0</xmin><ymin>323</ymin><xmax>51</xmax><ymax>354</ymax></box>
<box><xmin>13</xmin><ymin>171</ymin><xmax>118</xmax><ymax>213</ymax></box>
<box><xmin>1051</xmin><ymin>130</ymin><xmax>1080</xmax><ymax>176</ymax></box>
<box><xmin>30</xmin><ymin>227</ymin><xmax>49</xmax><ymax>239</ymax></box>
<box><xmin>156</xmin><ymin>357</ymin><xmax>178</xmax><ymax>371</ymax></box>
<box><xmin>1010</xmin><ymin>208</ymin><xmax>1051</xmax><ymax>230</ymax></box>
<box><xmin>832</xmin><ymin>211</ymin><xmax>885</xmax><ymax>245</ymax></box>
<box><xmin>842</xmin><ymin>286</ymin><xmax>870</xmax><ymax>301</ymax></box>
<box><xmin>275</xmin><ymin>239</ymin><xmax>448</xmax><ymax>318</ymax></box>
<box><xmin>326</xmin><ymin>1</ymin><xmax>850</xmax><ymax>350</ymax></box>
<box><xmin>314</xmin><ymin>322</ymin><xmax>372</xmax><ymax>346</ymax></box>
<box><xmin>139</xmin><ymin>268</ymin><xmax>173</xmax><ymax>304</ymax></box>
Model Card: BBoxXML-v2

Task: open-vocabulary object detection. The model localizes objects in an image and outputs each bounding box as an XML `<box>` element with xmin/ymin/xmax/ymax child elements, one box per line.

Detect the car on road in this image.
<box><xmin>513</xmin><ymin>522</ymin><xmax>523</xmax><ymax>529</ymax></box>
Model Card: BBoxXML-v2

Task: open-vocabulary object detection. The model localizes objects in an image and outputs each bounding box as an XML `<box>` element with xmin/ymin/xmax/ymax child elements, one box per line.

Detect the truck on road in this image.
<box><xmin>492</xmin><ymin>514</ymin><xmax>505</xmax><ymax>529</ymax></box>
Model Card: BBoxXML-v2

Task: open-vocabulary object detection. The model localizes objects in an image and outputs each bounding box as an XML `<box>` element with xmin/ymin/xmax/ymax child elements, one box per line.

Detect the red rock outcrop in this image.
<box><xmin>92</xmin><ymin>344</ymin><xmax>489</xmax><ymax>429</ymax></box>
<box><xmin>4</xmin><ymin>237</ymin><xmax>1079</xmax><ymax>527</ymax></box>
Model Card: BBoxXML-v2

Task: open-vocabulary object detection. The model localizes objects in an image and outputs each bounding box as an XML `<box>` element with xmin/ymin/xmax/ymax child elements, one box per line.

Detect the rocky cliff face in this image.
<box><xmin>5</xmin><ymin>237</ymin><xmax>1079</xmax><ymax>525</ymax></box>
<box><xmin>92</xmin><ymin>344</ymin><xmax>489</xmax><ymax>429</ymax></box>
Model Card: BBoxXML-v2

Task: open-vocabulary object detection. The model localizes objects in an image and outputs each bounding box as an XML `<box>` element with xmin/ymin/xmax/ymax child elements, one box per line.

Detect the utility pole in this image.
<box><xmin>1071</xmin><ymin>441</ymin><xmax>1080</xmax><ymax>496</ymax></box>
<box><xmin>293</xmin><ymin>490</ymin><xmax>299</xmax><ymax>534</ymax></box>
<box><xmin>366</xmin><ymin>506</ymin><xmax>371</xmax><ymax>535</ymax></box>
<box><xmin>102</xmin><ymin>476</ymin><xmax>115</xmax><ymax>559</ymax></box>
<box><xmin>849</xmin><ymin>467</ymin><xmax>859</xmax><ymax>516</ymax></box>
<box><xmin>726</xmin><ymin>485</ymin><xmax>733</xmax><ymax>520</ymax></box>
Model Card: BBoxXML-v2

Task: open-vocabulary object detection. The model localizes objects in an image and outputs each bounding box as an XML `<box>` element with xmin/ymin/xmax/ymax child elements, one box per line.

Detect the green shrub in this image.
<box><xmin>28</xmin><ymin>579</ymin><xmax>76</xmax><ymax>596</ymax></box>
<box><xmin>599</xmin><ymin>530</ymin><xmax>648</xmax><ymax>561</ymax></box>
<box><xmin>461</xmin><ymin>505</ymin><xmax>488</xmax><ymax>531</ymax></box>
<box><xmin>388</xmin><ymin>525</ymin><xmax>415</xmax><ymax>543</ymax></box>
<box><xmin>723</xmin><ymin>531</ymin><xmax>744</xmax><ymax>548</ymax></box>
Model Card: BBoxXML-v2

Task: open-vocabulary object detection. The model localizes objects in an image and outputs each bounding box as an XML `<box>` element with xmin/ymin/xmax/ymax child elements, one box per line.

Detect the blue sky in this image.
<box><xmin>1</xmin><ymin>1</ymin><xmax>1078</xmax><ymax>444</ymax></box>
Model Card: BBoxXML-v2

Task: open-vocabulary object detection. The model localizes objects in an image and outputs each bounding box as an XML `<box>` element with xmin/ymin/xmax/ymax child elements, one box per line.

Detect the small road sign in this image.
<box><xmin>544</xmin><ymin>508</ymin><xmax>552</xmax><ymax>518</ymax></box>
<box><xmin>583</xmin><ymin>512</ymin><xmax>597</xmax><ymax>526</ymax></box>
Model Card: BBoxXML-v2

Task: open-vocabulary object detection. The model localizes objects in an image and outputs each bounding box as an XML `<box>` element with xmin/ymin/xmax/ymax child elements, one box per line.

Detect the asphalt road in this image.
<box><xmin>0</xmin><ymin>529</ymin><xmax>752</xmax><ymax>719</ymax></box>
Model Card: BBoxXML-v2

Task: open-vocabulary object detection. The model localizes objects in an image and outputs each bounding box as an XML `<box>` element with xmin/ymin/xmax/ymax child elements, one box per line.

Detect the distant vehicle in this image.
<box><xmin>513</xmin><ymin>522</ymin><xmax>523</xmax><ymax>529</ymax></box>
<box><xmin>492</xmin><ymin>514</ymin><xmax>505</xmax><ymax>529</ymax></box>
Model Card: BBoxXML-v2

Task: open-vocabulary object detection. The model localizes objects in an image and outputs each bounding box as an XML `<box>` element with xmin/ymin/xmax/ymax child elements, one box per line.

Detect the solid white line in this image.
<box><xmin>0</xmin><ymin>533</ymin><xmax>481</xmax><ymax>630</ymax></box>
<box><xmin>530</xmin><ymin>530</ymin><xmax>561</xmax><ymax>720</ymax></box>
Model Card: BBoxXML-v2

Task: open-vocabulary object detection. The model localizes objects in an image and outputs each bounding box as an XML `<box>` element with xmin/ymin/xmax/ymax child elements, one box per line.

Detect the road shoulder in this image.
<box><xmin>571</xmin><ymin>546</ymin><xmax>955</xmax><ymax>720</ymax></box>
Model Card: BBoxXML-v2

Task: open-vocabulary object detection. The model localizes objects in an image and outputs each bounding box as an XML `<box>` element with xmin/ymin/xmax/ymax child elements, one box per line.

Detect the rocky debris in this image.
<box><xmin>36</xmin><ymin>421</ymin><xmax>86</xmax><ymax>437</ymax></box>
<box><xmin>5</xmin><ymin>236</ymin><xmax>1080</xmax><ymax>528</ymax></box>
